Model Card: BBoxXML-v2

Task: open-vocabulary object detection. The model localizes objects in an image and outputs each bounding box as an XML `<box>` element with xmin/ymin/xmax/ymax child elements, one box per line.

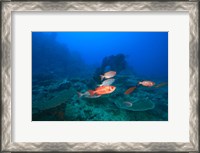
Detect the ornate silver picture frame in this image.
<box><xmin>1</xmin><ymin>1</ymin><xmax>199</xmax><ymax>152</ymax></box>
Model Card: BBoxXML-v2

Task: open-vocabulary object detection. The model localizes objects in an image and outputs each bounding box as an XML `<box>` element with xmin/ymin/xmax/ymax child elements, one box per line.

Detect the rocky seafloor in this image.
<box><xmin>32</xmin><ymin>74</ymin><xmax>168</xmax><ymax>121</ymax></box>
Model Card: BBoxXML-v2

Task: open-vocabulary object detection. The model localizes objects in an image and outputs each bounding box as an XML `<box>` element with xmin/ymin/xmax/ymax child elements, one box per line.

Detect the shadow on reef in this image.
<box><xmin>93</xmin><ymin>54</ymin><xmax>127</xmax><ymax>83</ymax></box>
<box><xmin>32</xmin><ymin>103</ymin><xmax>66</xmax><ymax>121</ymax></box>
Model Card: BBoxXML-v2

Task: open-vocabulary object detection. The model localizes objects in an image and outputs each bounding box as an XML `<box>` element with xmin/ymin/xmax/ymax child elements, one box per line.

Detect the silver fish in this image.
<box><xmin>99</xmin><ymin>78</ymin><xmax>115</xmax><ymax>86</ymax></box>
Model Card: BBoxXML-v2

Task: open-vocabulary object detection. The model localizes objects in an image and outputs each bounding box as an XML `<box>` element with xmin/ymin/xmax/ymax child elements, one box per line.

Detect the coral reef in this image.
<box><xmin>32</xmin><ymin>50</ymin><xmax>167</xmax><ymax>121</ymax></box>
<box><xmin>32</xmin><ymin>79</ymin><xmax>76</xmax><ymax>114</ymax></box>
<box><xmin>32</xmin><ymin>71</ymin><xmax>168</xmax><ymax>121</ymax></box>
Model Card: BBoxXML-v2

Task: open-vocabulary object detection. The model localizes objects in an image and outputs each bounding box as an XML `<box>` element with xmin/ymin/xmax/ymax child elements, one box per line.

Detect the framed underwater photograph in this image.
<box><xmin>1</xmin><ymin>1</ymin><xmax>199</xmax><ymax>152</ymax></box>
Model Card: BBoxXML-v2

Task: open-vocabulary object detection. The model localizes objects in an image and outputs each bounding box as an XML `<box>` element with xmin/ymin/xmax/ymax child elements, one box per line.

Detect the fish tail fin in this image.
<box><xmin>100</xmin><ymin>75</ymin><xmax>104</xmax><ymax>81</ymax></box>
<box><xmin>77</xmin><ymin>92</ymin><xmax>83</xmax><ymax>98</ymax></box>
<box><xmin>138</xmin><ymin>82</ymin><xmax>141</xmax><ymax>85</ymax></box>
<box><xmin>88</xmin><ymin>90</ymin><xmax>95</xmax><ymax>96</ymax></box>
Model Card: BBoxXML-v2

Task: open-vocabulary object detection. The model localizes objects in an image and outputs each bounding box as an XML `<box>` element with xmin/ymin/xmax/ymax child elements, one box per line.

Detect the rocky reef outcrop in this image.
<box><xmin>93</xmin><ymin>54</ymin><xmax>127</xmax><ymax>83</ymax></box>
<box><xmin>101</xmin><ymin>54</ymin><xmax>126</xmax><ymax>72</ymax></box>
<box><xmin>32</xmin><ymin>33</ymin><xmax>87</xmax><ymax>81</ymax></box>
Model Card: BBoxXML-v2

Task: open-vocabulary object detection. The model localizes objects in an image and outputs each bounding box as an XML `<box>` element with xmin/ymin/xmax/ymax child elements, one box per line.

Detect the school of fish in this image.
<box><xmin>76</xmin><ymin>70</ymin><xmax>167</xmax><ymax>108</ymax></box>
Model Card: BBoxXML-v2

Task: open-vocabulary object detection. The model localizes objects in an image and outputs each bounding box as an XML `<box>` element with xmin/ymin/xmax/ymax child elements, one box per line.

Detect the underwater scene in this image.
<box><xmin>32</xmin><ymin>32</ymin><xmax>168</xmax><ymax>121</ymax></box>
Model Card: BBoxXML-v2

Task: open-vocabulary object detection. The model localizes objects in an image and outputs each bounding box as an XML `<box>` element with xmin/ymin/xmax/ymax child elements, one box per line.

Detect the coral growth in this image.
<box><xmin>32</xmin><ymin>72</ymin><xmax>168</xmax><ymax>121</ymax></box>
<box><xmin>114</xmin><ymin>99</ymin><xmax>155</xmax><ymax>111</ymax></box>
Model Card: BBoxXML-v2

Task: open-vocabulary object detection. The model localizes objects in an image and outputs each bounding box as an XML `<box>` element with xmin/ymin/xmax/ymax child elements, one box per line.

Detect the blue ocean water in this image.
<box><xmin>32</xmin><ymin>32</ymin><xmax>168</xmax><ymax>121</ymax></box>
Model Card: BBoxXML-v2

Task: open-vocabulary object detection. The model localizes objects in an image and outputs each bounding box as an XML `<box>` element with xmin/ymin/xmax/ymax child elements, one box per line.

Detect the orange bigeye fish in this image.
<box><xmin>88</xmin><ymin>85</ymin><xmax>116</xmax><ymax>96</ymax></box>
<box><xmin>124</xmin><ymin>86</ymin><xmax>137</xmax><ymax>95</ymax></box>
<box><xmin>138</xmin><ymin>81</ymin><xmax>155</xmax><ymax>87</ymax></box>
<box><xmin>100</xmin><ymin>71</ymin><xmax>116</xmax><ymax>80</ymax></box>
